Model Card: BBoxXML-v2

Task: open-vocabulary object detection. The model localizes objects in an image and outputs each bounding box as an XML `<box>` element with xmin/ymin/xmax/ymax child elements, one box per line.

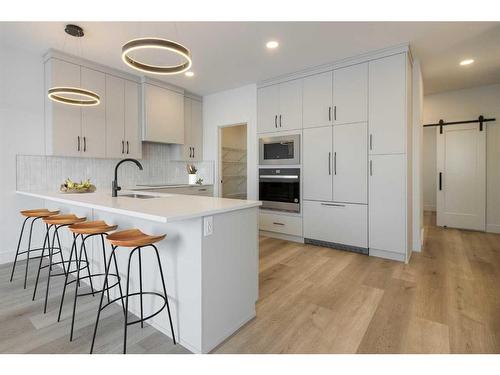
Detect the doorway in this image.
<box><xmin>218</xmin><ymin>124</ymin><xmax>247</xmax><ymax>199</ymax></box>
<box><xmin>436</xmin><ymin>123</ymin><xmax>486</xmax><ymax>231</ymax></box>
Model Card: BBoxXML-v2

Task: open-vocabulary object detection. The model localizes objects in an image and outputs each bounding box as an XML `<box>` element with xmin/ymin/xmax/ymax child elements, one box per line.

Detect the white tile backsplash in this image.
<box><xmin>16</xmin><ymin>143</ymin><xmax>214</xmax><ymax>192</ymax></box>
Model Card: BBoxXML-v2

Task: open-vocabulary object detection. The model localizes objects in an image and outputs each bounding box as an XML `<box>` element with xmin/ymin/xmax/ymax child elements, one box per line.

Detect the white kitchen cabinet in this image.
<box><xmin>124</xmin><ymin>80</ymin><xmax>142</xmax><ymax>159</ymax></box>
<box><xmin>257</xmin><ymin>79</ymin><xmax>302</xmax><ymax>133</ymax></box>
<box><xmin>303</xmin><ymin>200</ymin><xmax>367</xmax><ymax>249</ymax></box>
<box><xmin>368</xmin><ymin>53</ymin><xmax>407</xmax><ymax>155</ymax></box>
<box><xmin>143</xmin><ymin>82</ymin><xmax>184</xmax><ymax>144</ymax></box>
<box><xmin>333</xmin><ymin>122</ymin><xmax>367</xmax><ymax>204</ymax></box>
<box><xmin>45</xmin><ymin>58</ymin><xmax>82</xmax><ymax>157</ymax></box>
<box><xmin>369</xmin><ymin>154</ymin><xmax>406</xmax><ymax>256</ymax></box>
<box><xmin>303</xmin><ymin>71</ymin><xmax>333</xmax><ymax>128</ymax></box>
<box><xmin>105</xmin><ymin>76</ymin><xmax>142</xmax><ymax>159</ymax></box>
<box><xmin>180</xmin><ymin>97</ymin><xmax>203</xmax><ymax>160</ymax></box>
<box><xmin>333</xmin><ymin>63</ymin><xmax>368</xmax><ymax>125</ymax></box>
<box><xmin>303</xmin><ymin>126</ymin><xmax>333</xmax><ymax>201</ymax></box>
<box><xmin>138</xmin><ymin>185</ymin><xmax>214</xmax><ymax>197</ymax></box>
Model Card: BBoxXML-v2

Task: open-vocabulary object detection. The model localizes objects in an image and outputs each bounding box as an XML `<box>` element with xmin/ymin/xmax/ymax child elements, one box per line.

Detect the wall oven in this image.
<box><xmin>259</xmin><ymin>134</ymin><xmax>300</xmax><ymax>165</ymax></box>
<box><xmin>259</xmin><ymin>168</ymin><xmax>300</xmax><ymax>213</ymax></box>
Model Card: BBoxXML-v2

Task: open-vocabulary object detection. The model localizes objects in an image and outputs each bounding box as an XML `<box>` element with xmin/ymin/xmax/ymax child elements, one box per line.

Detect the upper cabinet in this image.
<box><xmin>303</xmin><ymin>71</ymin><xmax>333</xmax><ymax>128</ymax></box>
<box><xmin>180</xmin><ymin>96</ymin><xmax>203</xmax><ymax>160</ymax></box>
<box><xmin>142</xmin><ymin>82</ymin><xmax>184</xmax><ymax>144</ymax></box>
<box><xmin>368</xmin><ymin>53</ymin><xmax>407</xmax><ymax>155</ymax></box>
<box><xmin>257</xmin><ymin>79</ymin><xmax>302</xmax><ymax>133</ymax></box>
<box><xmin>333</xmin><ymin>63</ymin><xmax>368</xmax><ymax>125</ymax></box>
<box><xmin>44</xmin><ymin>54</ymin><xmax>142</xmax><ymax>159</ymax></box>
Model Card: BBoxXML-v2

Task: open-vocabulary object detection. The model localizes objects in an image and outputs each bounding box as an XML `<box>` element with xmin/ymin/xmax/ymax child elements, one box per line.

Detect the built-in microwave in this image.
<box><xmin>259</xmin><ymin>168</ymin><xmax>300</xmax><ymax>213</ymax></box>
<box><xmin>259</xmin><ymin>134</ymin><xmax>300</xmax><ymax>165</ymax></box>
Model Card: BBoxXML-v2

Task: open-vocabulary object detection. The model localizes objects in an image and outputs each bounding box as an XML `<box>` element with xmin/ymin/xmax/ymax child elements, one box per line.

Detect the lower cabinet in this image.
<box><xmin>303</xmin><ymin>200</ymin><xmax>367</xmax><ymax>249</ymax></box>
<box><xmin>259</xmin><ymin>212</ymin><xmax>303</xmax><ymax>237</ymax></box>
<box><xmin>143</xmin><ymin>185</ymin><xmax>214</xmax><ymax>197</ymax></box>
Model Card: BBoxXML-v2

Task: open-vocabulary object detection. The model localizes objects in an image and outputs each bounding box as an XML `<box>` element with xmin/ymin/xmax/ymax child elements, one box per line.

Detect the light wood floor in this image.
<box><xmin>215</xmin><ymin>212</ymin><xmax>500</xmax><ymax>353</ymax></box>
<box><xmin>2</xmin><ymin>212</ymin><xmax>500</xmax><ymax>353</ymax></box>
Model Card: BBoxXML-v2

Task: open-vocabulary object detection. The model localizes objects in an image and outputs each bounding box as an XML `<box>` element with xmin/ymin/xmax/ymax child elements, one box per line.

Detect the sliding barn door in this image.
<box><xmin>436</xmin><ymin>123</ymin><xmax>486</xmax><ymax>231</ymax></box>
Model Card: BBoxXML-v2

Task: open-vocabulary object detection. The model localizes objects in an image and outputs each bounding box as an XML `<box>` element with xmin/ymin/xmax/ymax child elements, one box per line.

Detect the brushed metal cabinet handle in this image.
<box><xmin>370</xmin><ymin>160</ymin><xmax>373</xmax><ymax>176</ymax></box>
<box><xmin>328</xmin><ymin>152</ymin><xmax>331</xmax><ymax>175</ymax></box>
<box><xmin>279</xmin><ymin>114</ymin><xmax>282</xmax><ymax>127</ymax></box>
<box><xmin>273</xmin><ymin>222</ymin><xmax>285</xmax><ymax>226</ymax></box>
<box><xmin>321</xmin><ymin>203</ymin><xmax>346</xmax><ymax>207</ymax></box>
<box><xmin>122</xmin><ymin>141</ymin><xmax>125</xmax><ymax>154</ymax></box>
<box><xmin>439</xmin><ymin>172</ymin><xmax>442</xmax><ymax>191</ymax></box>
<box><xmin>334</xmin><ymin>106</ymin><xmax>337</xmax><ymax>121</ymax></box>
<box><xmin>369</xmin><ymin>134</ymin><xmax>373</xmax><ymax>150</ymax></box>
<box><xmin>193</xmin><ymin>147</ymin><xmax>195</xmax><ymax>158</ymax></box>
<box><xmin>274</xmin><ymin>115</ymin><xmax>277</xmax><ymax>128</ymax></box>
<box><xmin>77</xmin><ymin>136</ymin><xmax>80</xmax><ymax>152</ymax></box>
<box><xmin>329</xmin><ymin>106</ymin><xmax>331</xmax><ymax>122</ymax></box>
<box><xmin>334</xmin><ymin>152</ymin><xmax>337</xmax><ymax>175</ymax></box>
<box><xmin>83</xmin><ymin>136</ymin><xmax>86</xmax><ymax>152</ymax></box>
<box><xmin>126</xmin><ymin>141</ymin><xmax>129</xmax><ymax>154</ymax></box>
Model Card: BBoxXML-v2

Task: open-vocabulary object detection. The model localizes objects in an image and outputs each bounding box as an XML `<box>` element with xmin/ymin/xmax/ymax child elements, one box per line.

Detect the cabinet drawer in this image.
<box><xmin>303</xmin><ymin>200</ymin><xmax>367</xmax><ymax>248</ymax></box>
<box><xmin>259</xmin><ymin>212</ymin><xmax>303</xmax><ymax>236</ymax></box>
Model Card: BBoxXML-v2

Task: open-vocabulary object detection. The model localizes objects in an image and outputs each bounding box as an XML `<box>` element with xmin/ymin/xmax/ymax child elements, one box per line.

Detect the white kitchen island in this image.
<box><xmin>16</xmin><ymin>190</ymin><xmax>261</xmax><ymax>354</ymax></box>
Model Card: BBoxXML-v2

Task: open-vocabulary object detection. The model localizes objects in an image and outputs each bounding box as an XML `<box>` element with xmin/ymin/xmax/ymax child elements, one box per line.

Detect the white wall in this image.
<box><xmin>423</xmin><ymin>83</ymin><xmax>500</xmax><ymax>233</ymax></box>
<box><xmin>202</xmin><ymin>84</ymin><xmax>257</xmax><ymax>199</ymax></box>
<box><xmin>412</xmin><ymin>60</ymin><xmax>424</xmax><ymax>251</ymax></box>
<box><xmin>0</xmin><ymin>45</ymin><xmax>47</xmax><ymax>263</ymax></box>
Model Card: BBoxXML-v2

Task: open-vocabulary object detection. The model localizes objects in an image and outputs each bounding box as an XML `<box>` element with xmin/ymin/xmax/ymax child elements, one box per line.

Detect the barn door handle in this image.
<box><xmin>439</xmin><ymin>172</ymin><xmax>442</xmax><ymax>191</ymax></box>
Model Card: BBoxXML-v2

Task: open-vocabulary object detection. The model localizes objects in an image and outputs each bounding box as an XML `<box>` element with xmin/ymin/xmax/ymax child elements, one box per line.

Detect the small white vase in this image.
<box><xmin>188</xmin><ymin>174</ymin><xmax>197</xmax><ymax>185</ymax></box>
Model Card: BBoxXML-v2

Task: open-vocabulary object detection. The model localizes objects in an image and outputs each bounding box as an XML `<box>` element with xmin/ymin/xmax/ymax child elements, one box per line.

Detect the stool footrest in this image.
<box><xmin>66</xmin><ymin>273</ymin><xmax>121</xmax><ymax>297</ymax></box>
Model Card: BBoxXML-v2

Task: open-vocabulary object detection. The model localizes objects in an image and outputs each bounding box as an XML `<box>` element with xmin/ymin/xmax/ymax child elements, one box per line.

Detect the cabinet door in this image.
<box><xmin>257</xmin><ymin>85</ymin><xmax>280</xmax><ymax>133</ymax></box>
<box><xmin>303</xmin><ymin>126</ymin><xmax>333</xmax><ymax>201</ymax></box>
<box><xmin>369</xmin><ymin>154</ymin><xmax>406</xmax><ymax>254</ymax></box>
<box><xmin>368</xmin><ymin>54</ymin><xmax>406</xmax><ymax>155</ymax></box>
<box><xmin>105</xmin><ymin>75</ymin><xmax>125</xmax><ymax>158</ymax></box>
<box><xmin>143</xmin><ymin>83</ymin><xmax>184</xmax><ymax>144</ymax></box>
<box><xmin>279</xmin><ymin>79</ymin><xmax>302</xmax><ymax>131</ymax></box>
<box><xmin>333</xmin><ymin>63</ymin><xmax>368</xmax><ymax>125</ymax></box>
<box><xmin>303</xmin><ymin>200</ymin><xmax>368</xmax><ymax>248</ymax></box>
<box><xmin>190</xmin><ymin>99</ymin><xmax>203</xmax><ymax>161</ymax></box>
<box><xmin>182</xmin><ymin>97</ymin><xmax>192</xmax><ymax>159</ymax></box>
<box><xmin>124</xmin><ymin>80</ymin><xmax>141</xmax><ymax>158</ymax></box>
<box><xmin>81</xmin><ymin>67</ymin><xmax>106</xmax><ymax>158</ymax></box>
<box><xmin>333</xmin><ymin>122</ymin><xmax>367</xmax><ymax>204</ymax></box>
<box><xmin>47</xmin><ymin>58</ymin><xmax>81</xmax><ymax>157</ymax></box>
<box><xmin>303</xmin><ymin>71</ymin><xmax>332</xmax><ymax>128</ymax></box>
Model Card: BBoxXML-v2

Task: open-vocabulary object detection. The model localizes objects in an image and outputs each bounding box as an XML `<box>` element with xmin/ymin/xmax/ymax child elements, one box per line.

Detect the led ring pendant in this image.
<box><xmin>48</xmin><ymin>87</ymin><xmax>100</xmax><ymax>106</ymax></box>
<box><xmin>122</xmin><ymin>38</ymin><xmax>192</xmax><ymax>75</ymax></box>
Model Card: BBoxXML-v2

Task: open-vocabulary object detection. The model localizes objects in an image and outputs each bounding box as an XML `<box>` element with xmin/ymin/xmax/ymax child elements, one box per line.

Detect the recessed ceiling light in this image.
<box><xmin>266</xmin><ymin>40</ymin><xmax>279</xmax><ymax>49</ymax></box>
<box><xmin>185</xmin><ymin>71</ymin><xmax>194</xmax><ymax>77</ymax></box>
<box><xmin>460</xmin><ymin>59</ymin><xmax>474</xmax><ymax>66</ymax></box>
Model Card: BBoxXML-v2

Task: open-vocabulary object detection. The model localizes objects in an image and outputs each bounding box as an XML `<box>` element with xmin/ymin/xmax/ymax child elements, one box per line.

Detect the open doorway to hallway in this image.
<box><xmin>218</xmin><ymin>124</ymin><xmax>248</xmax><ymax>199</ymax></box>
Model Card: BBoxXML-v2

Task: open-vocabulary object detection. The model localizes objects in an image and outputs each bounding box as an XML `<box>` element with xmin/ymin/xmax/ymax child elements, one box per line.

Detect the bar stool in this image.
<box><xmin>10</xmin><ymin>209</ymin><xmax>60</xmax><ymax>289</ymax></box>
<box><xmin>32</xmin><ymin>214</ymin><xmax>87</xmax><ymax>313</ymax></box>
<box><xmin>57</xmin><ymin>220</ymin><xmax>125</xmax><ymax>341</ymax></box>
<box><xmin>90</xmin><ymin>229</ymin><xmax>176</xmax><ymax>354</ymax></box>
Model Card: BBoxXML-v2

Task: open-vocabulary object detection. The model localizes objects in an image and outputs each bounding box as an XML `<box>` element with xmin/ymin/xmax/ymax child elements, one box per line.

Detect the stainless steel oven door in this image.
<box><xmin>259</xmin><ymin>134</ymin><xmax>300</xmax><ymax>165</ymax></box>
<box><xmin>259</xmin><ymin>168</ymin><xmax>300</xmax><ymax>213</ymax></box>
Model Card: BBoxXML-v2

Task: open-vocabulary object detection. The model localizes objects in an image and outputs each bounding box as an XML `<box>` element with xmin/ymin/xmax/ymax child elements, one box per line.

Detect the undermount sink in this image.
<box><xmin>119</xmin><ymin>193</ymin><xmax>160</xmax><ymax>199</ymax></box>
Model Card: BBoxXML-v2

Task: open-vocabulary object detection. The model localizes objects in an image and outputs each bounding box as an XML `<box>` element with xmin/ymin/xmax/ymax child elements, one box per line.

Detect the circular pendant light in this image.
<box><xmin>121</xmin><ymin>38</ymin><xmax>192</xmax><ymax>75</ymax></box>
<box><xmin>48</xmin><ymin>87</ymin><xmax>100</xmax><ymax>106</ymax></box>
<box><xmin>48</xmin><ymin>24</ymin><xmax>101</xmax><ymax>107</ymax></box>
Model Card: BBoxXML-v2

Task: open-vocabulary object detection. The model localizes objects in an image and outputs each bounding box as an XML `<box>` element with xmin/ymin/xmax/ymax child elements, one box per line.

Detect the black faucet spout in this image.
<box><xmin>112</xmin><ymin>158</ymin><xmax>143</xmax><ymax>197</ymax></box>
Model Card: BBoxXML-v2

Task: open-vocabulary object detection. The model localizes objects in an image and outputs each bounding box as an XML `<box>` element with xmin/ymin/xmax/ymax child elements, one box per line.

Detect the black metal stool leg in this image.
<box><xmin>90</xmin><ymin>245</ymin><xmax>116</xmax><ymax>354</ymax></box>
<box><xmin>138</xmin><ymin>247</ymin><xmax>144</xmax><ymax>329</ymax></box>
<box><xmin>57</xmin><ymin>233</ymin><xmax>79</xmax><ymax>322</ymax></box>
<box><xmin>123</xmin><ymin>247</ymin><xmax>137</xmax><ymax>354</ymax></box>
<box><xmin>54</xmin><ymin>229</ymin><xmax>67</xmax><ymax>275</ymax></box>
<box><xmin>10</xmin><ymin>217</ymin><xmax>29</xmax><ymax>282</ymax></box>
<box><xmin>111</xmin><ymin>244</ymin><xmax>126</xmax><ymax>316</ymax></box>
<box><xmin>81</xmin><ymin>239</ymin><xmax>95</xmax><ymax>297</ymax></box>
<box><xmin>152</xmin><ymin>245</ymin><xmax>176</xmax><ymax>345</ymax></box>
<box><xmin>70</xmin><ymin>238</ymin><xmax>86</xmax><ymax>341</ymax></box>
<box><xmin>43</xmin><ymin>225</ymin><xmax>58</xmax><ymax>313</ymax></box>
<box><xmin>23</xmin><ymin>217</ymin><xmax>39</xmax><ymax>289</ymax></box>
<box><xmin>100</xmin><ymin>234</ymin><xmax>111</xmax><ymax>303</ymax></box>
<box><xmin>33</xmin><ymin>224</ymin><xmax>50</xmax><ymax>301</ymax></box>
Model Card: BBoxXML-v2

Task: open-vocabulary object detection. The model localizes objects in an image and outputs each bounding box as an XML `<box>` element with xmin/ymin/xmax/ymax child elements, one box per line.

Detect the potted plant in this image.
<box><xmin>187</xmin><ymin>164</ymin><xmax>198</xmax><ymax>185</ymax></box>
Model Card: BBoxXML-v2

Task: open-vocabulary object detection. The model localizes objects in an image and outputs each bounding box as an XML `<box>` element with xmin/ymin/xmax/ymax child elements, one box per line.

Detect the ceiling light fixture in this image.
<box><xmin>266</xmin><ymin>40</ymin><xmax>279</xmax><ymax>49</ymax></box>
<box><xmin>185</xmin><ymin>71</ymin><xmax>194</xmax><ymax>77</ymax></box>
<box><xmin>48</xmin><ymin>87</ymin><xmax>100</xmax><ymax>106</ymax></box>
<box><xmin>122</xmin><ymin>38</ymin><xmax>192</xmax><ymax>75</ymax></box>
<box><xmin>460</xmin><ymin>59</ymin><xmax>474</xmax><ymax>66</ymax></box>
<box><xmin>48</xmin><ymin>25</ymin><xmax>101</xmax><ymax>107</ymax></box>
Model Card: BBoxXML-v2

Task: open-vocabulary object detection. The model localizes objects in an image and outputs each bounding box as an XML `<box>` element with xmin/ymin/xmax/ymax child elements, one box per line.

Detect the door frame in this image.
<box><xmin>217</xmin><ymin>123</ymin><xmax>248</xmax><ymax>198</ymax></box>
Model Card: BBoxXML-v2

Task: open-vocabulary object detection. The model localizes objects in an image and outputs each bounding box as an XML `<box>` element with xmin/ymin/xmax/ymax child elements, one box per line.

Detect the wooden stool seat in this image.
<box><xmin>106</xmin><ymin>229</ymin><xmax>166</xmax><ymax>248</ymax></box>
<box><xmin>68</xmin><ymin>220</ymin><xmax>117</xmax><ymax>235</ymax></box>
<box><xmin>21</xmin><ymin>208</ymin><xmax>60</xmax><ymax>218</ymax></box>
<box><xmin>43</xmin><ymin>214</ymin><xmax>86</xmax><ymax>226</ymax></box>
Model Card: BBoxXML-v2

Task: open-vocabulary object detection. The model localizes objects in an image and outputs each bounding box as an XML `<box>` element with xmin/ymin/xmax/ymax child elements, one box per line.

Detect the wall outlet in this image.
<box><xmin>204</xmin><ymin>216</ymin><xmax>213</xmax><ymax>236</ymax></box>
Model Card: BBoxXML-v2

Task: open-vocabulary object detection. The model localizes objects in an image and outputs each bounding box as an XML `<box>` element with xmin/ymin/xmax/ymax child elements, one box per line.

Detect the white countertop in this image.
<box><xmin>16</xmin><ymin>190</ymin><xmax>261</xmax><ymax>223</ymax></box>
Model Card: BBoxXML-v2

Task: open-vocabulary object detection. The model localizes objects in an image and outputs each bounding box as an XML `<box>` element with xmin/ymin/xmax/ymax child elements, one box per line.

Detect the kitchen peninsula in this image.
<box><xmin>16</xmin><ymin>190</ymin><xmax>261</xmax><ymax>354</ymax></box>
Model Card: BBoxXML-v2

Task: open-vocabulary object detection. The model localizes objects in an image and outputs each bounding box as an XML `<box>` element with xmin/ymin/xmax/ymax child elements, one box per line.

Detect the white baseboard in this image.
<box><xmin>486</xmin><ymin>224</ymin><xmax>500</xmax><ymax>234</ymax></box>
<box><xmin>424</xmin><ymin>205</ymin><xmax>436</xmax><ymax>212</ymax></box>
<box><xmin>0</xmin><ymin>250</ymin><xmax>14</xmax><ymax>265</ymax></box>
<box><xmin>369</xmin><ymin>248</ymin><xmax>406</xmax><ymax>262</ymax></box>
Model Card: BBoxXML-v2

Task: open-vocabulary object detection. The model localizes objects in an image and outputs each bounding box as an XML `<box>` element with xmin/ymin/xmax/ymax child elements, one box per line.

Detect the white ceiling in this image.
<box><xmin>1</xmin><ymin>22</ymin><xmax>499</xmax><ymax>95</ymax></box>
